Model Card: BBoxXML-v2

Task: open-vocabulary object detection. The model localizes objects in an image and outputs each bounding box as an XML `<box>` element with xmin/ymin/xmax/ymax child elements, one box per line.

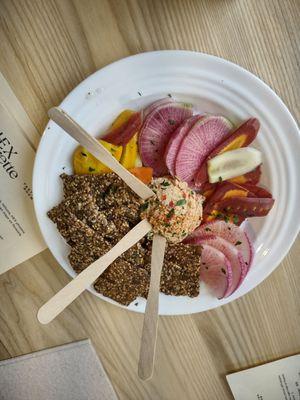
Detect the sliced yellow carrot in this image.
<box><xmin>73</xmin><ymin>140</ymin><xmax>122</xmax><ymax>175</ymax></box>
<box><xmin>120</xmin><ymin>133</ymin><xmax>138</xmax><ymax>169</ymax></box>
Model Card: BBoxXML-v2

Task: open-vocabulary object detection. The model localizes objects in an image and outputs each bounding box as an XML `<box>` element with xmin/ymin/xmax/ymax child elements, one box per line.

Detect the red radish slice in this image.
<box><xmin>143</xmin><ymin>98</ymin><xmax>174</xmax><ymax>119</ymax></box>
<box><xmin>165</xmin><ymin>115</ymin><xmax>201</xmax><ymax>176</ymax></box>
<box><xmin>139</xmin><ymin>102</ymin><xmax>193</xmax><ymax>176</ymax></box>
<box><xmin>200</xmin><ymin>244</ymin><xmax>233</xmax><ymax>299</ymax></box>
<box><xmin>189</xmin><ymin>221</ymin><xmax>253</xmax><ymax>268</ymax></box>
<box><xmin>175</xmin><ymin>116</ymin><xmax>232</xmax><ymax>184</ymax></box>
<box><xmin>188</xmin><ymin>235</ymin><xmax>247</xmax><ymax>296</ymax></box>
<box><xmin>102</xmin><ymin>111</ymin><xmax>142</xmax><ymax>146</ymax></box>
<box><xmin>195</xmin><ymin>118</ymin><xmax>260</xmax><ymax>187</ymax></box>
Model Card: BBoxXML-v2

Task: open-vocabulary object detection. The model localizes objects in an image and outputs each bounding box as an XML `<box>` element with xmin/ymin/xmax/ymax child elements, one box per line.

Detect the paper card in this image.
<box><xmin>227</xmin><ymin>354</ymin><xmax>300</xmax><ymax>400</ymax></box>
<box><xmin>0</xmin><ymin>339</ymin><xmax>118</xmax><ymax>400</ymax></box>
<box><xmin>0</xmin><ymin>72</ymin><xmax>46</xmax><ymax>274</ymax></box>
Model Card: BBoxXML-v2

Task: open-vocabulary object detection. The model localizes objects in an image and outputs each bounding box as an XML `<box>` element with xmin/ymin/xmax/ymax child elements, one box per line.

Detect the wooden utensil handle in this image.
<box><xmin>37</xmin><ymin>219</ymin><xmax>152</xmax><ymax>324</ymax></box>
<box><xmin>48</xmin><ymin>107</ymin><xmax>154</xmax><ymax>200</ymax></box>
<box><xmin>138</xmin><ymin>234</ymin><xmax>167</xmax><ymax>380</ymax></box>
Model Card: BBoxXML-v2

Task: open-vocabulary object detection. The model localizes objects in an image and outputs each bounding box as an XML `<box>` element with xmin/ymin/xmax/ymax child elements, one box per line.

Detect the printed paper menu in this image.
<box><xmin>0</xmin><ymin>73</ymin><xmax>46</xmax><ymax>274</ymax></box>
<box><xmin>227</xmin><ymin>354</ymin><xmax>300</xmax><ymax>400</ymax></box>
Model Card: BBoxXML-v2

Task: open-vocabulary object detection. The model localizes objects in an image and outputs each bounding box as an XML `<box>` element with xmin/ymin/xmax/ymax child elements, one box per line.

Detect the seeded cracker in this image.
<box><xmin>48</xmin><ymin>173</ymin><xmax>201</xmax><ymax>305</ymax></box>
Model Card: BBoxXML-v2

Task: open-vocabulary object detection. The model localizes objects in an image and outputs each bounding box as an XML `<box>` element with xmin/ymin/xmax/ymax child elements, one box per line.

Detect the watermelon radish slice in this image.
<box><xmin>200</xmin><ymin>244</ymin><xmax>233</xmax><ymax>299</ymax></box>
<box><xmin>188</xmin><ymin>221</ymin><xmax>253</xmax><ymax>268</ymax></box>
<box><xmin>143</xmin><ymin>98</ymin><xmax>174</xmax><ymax>119</ymax></box>
<box><xmin>195</xmin><ymin>118</ymin><xmax>260</xmax><ymax>187</ymax></box>
<box><xmin>164</xmin><ymin>115</ymin><xmax>201</xmax><ymax>176</ymax></box>
<box><xmin>139</xmin><ymin>102</ymin><xmax>193</xmax><ymax>176</ymax></box>
<box><xmin>175</xmin><ymin>116</ymin><xmax>233</xmax><ymax>184</ymax></box>
<box><xmin>189</xmin><ymin>235</ymin><xmax>247</xmax><ymax>296</ymax></box>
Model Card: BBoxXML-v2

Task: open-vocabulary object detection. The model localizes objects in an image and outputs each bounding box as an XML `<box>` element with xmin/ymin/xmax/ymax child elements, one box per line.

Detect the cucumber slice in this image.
<box><xmin>208</xmin><ymin>147</ymin><xmax>262</xmax><ymax>183</ymax></box>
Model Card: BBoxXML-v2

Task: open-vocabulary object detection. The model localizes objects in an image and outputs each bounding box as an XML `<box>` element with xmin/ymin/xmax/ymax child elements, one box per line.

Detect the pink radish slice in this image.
<box><xmin>200</xmin><ymin>244</ymin><xmax>233</xmax><ymax>299</ymax></box>
<box><xmin>188</xmin><ymin>221</ymin><xmax>253</xmax><ymax>268</ymax></box>
<box><xmin>165</xmin><ymin>115</ymin><xmax>202</xmax><ymax>176</ymax></box>
<box><xmin>175</xmin><ymin>116</ymin><xmax>233</xmax><ymax>184</ymax></box>
<box><xmin>139</xmin><ymin>102</ymin><xmax>193</xmax><ymax>176</ymax></box>
<box><xmin>143</xmin><ymin>98</ymin><xmax>174</xmax><ymax>119</ymax></box>
<box><xmin>189</xmin><ymin>235</ymin><xmax>247</xmax><ymax>297</ymax></box>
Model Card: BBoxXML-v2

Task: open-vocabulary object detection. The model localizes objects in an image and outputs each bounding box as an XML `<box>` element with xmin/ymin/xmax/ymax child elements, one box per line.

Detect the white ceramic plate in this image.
<box><xmin>33</xmin><ymin>51</ymin><xmax>300</xmax><ymax>315</ymax></box>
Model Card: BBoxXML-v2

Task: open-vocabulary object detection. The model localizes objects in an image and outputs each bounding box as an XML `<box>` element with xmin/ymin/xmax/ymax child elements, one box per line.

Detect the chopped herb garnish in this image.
<box><xmin>245</xmin><ymin>261</ymin><xmax>249</xmax><ymax>265</ymax></box>
<box><xmin>134</xmin><ymin>302</ymin><xmax>139</xmax><ymax>306</ymax></box>
<box><xmin>176</xmin><ymin>199</ymin><xmax>186</xmax><ymax>206</ymax></box>
<box><xmin>140</xmin><ymin>202</ymin><xmax>149</xmax><ymax>212</ymax></box>
<box><xmin>88</xmin><ymin>167</ymin><xmax>95</xmax><ymax>172</ymax></box>
<box><xmin>168</xmin><ymin>119</ymin><xmax>176</xmax><ymax>125</ymax></box>
<box><xmin>161</xmin><ymin>180</ymin><xmax>171</xmax><ymax>187</ymax></box>
<box><xmin>205</xmin><ymin>227</ymin><xmax>211</xmax><ymax>232</ymax></box>
<box><xmin>166</xmin><ymin>208</ymin><xmax>175</xmax><ymax>219</ymax></box>
<box><xmin>218</xmin><ymin>176</ymin><xmax>223</xmax><ymax>182</ymax></box>
<box><xmin>111</xmin><ymin>148</ymin><xmax>116</xmax><ymax>152</ymax></box>
<box><xmin>233</xmin><ymin>215</ymin><xmax>239</xmax><ymax>225</ymax></box>
<box><xmin>235</xmin><ymin>241</ymin><xmax>242</xmax><ymax>246</ymax></box>
<box><xmin>81</xmin><ymin>152</ymin><xmax>87</xmax><ymax>157</ymax></box>
<box><xmin>138</xmin><ymin>91</ymin><xmax>142</xmax><ymax>96</ymax></box>
<box><xmin>224</xmin><ymin>215</ymin><xmax>230</xmax><ymax>223</ymax></box>
<box><xmin>221</xmin><ymin>268</ymin><xmax>226</xmax><ymax>275</ymax></box>
<box><xmin>183</xmin><ymin>102</ymin><xmax>193</xmax><ymax>108</ymax></box>
<box><xmin>150</xmin><ymin>140</ymin><xmax>156</xmax><ymax>145</ymax></box>
<box><xmin>167</xmin><ymin>93</ymin><xmax>172</xmax><ymax>98</ymax></box>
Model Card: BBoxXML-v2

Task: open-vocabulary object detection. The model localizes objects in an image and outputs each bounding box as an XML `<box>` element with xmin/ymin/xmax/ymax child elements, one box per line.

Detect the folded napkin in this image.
<box><xmin>0</xmin><ymin>339</ymin><xmax>118</xmax><ymax>400</ymax></box>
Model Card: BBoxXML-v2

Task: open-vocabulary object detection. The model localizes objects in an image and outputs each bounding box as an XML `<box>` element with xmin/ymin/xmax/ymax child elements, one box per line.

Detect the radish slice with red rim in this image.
<box><xmin>165</xmin><ymin>115</ymin><xmax>201</xmax><ymax>176</ymax></box>
<box><xmin>175</xmin><ymin>115</ymin><xmax>233</xmax><ymax>184</ymax></box>
<box><xmin>139</xmin><ymin>102</ymin><xmax>193</xmax><ymax>176</ymax></box>
<box><xmin>189</xmin><ymin>235</ymin><xmax>247</xmax><ymax>296</ymax></box>
<box><xmin>200</xmin><ymin>244</ymin><xmax>233</xmax><ymax>299</ymax></box>
<box><xmin>187</xmin><ymin>221</ymin><xmax>253</xmax><ymax>268</ymax></box>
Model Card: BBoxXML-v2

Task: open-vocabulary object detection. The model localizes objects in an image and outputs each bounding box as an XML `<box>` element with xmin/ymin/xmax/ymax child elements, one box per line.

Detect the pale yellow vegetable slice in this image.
<box><xmin>207</xmin><ymin>147</ymin><xmax>262</xmax><ymax>183</ymax></box>
<box><xmin>73</xmin><ymin>140</ymin><xmax>122</xmax><ymax>174</ymax></box>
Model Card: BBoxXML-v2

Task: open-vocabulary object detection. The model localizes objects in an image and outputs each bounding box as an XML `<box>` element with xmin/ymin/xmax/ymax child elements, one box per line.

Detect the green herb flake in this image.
<box><xmin>150</xmin><ymin>140</ymin><xmax>156</xmax><ymax>146</ymax></box>
<box><xmin>235</xmin><ymin>241</ymin><xmax>242</xmax><ymax>246</ymax></box>
<box><xmin>176</xmin><ymin>199</ymin><xmax>186</xmax><ymax>206</ymax></box>
<box><xmin>140</xmin><ymin>202</ymin><xmax>149</xmax><ymax>212</ymax></box>
<box><xmin>233</xmin><ymin>215</ymin><xmax>239</xmax><ymax>225</ymax></box>
<box><xmin>167</xmin><ymin>93</ymin><xmax>172</xmax><ymax>98</ymax></box>
<box><xmin>81</xmin><ymin>152</ymin><xmax>87</xmax><ymax>157</ymax></box>
<box><xmin>161</xmin><ymin>180</ymin><xmax>171</xmax><ymax>187</ymax></box>
<box><xmin>218</xmin><ymin>176</ymin><xmax>223</xmax><ymax>182</ymax></box>
<box><xmin>168</xmin><ymin>119</ymin><xmax>176</xmax><ymax>125</ymax></box>
<box><xmin>224</xmin><ymin>215</ymin><xmax>230</xmax><ymax>223</ymax></box>
<box><xmin>221</xmin><ymin>268</ymin><xmax>226</xmax><ymax>275</ymax></box>
<box><xmin>138</xmin><ymin>91</ymin><xmax>142</xmax><ymax>96</ymax></box>
<box><xmin>88</xmin><ymin>167</ymin><xmax>95</xmax><ymax>172</ymax></box>
<box><xmin>205</xmin><ymin>227</ymin><xmax>212</xmax><ymax>232</ymax></box>
<box><xmin>166</xmin><ymin>208</ymin><xmax>175</xmax><ymax>219</ymax></box>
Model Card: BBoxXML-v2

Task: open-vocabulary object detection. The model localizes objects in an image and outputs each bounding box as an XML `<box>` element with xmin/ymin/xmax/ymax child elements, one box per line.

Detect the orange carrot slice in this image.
<box><xmin>129</xmin><ymin>167</ymin><xmax>153</xmax><ymax>185</ymax></box>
